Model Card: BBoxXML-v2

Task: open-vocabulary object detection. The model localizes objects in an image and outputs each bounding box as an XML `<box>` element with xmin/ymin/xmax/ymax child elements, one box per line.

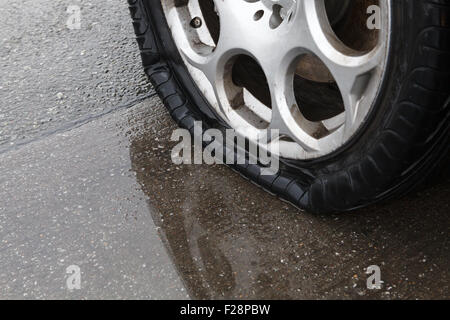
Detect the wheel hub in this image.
<box><xmin>162</xmin><ymin>0</ymin><xmax>391</xmax><ymax>160</ymax></box>
<box><xmin>259</xmin><ymin>0</ymin><xmax>297</xmax><ymax>21</ymax></box>
<box><xmin>258</xmin><ymin>0</ymin><xmax>350</xmax><ymax>25</ymax></box>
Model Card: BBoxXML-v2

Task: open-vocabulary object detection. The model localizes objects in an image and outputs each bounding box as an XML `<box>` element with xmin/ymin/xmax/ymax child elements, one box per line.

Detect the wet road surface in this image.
<box><xmin>0</xmin><ymin>100</ymin><xmax>187</xmax><ymax>299</ymax></box>
<box><xmin>0</xmin><ymin>0</ymin><xmax>152</xmax><ymax>151</ymax></box>
<box><xmin>0</xmin><ymin>0</ymin><xmax>449</xmax><ymax>299</ymax></box>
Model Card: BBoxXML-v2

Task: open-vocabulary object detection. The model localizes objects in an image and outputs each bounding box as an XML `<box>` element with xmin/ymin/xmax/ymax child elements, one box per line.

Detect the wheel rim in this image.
<box><xmin>162</xmin><ymin>0</ymin><xmax>391</xmax><ymax>160</ymax></box>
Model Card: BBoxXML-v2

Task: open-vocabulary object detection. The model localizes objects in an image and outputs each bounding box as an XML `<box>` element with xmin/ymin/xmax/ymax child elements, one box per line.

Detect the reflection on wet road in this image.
<box><xmin>128</xmin><ymin>101</ymin><xmax>450</xmax><ymax>300</ymax></box>
<box><xmin>0</xmin><ymin>97</ymin><xmax>448</xmax><ymax>299</ymax></box>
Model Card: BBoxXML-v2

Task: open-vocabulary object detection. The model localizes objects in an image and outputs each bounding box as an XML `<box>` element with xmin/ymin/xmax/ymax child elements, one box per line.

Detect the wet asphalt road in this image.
<box><xmin>0</xmin><ymin>1</ymin><xmax>449</xmax><ymax>300</ymax></box>
<box><xmin>0</xmin><ymin>0</ymin><xmax>152</xmax><ymax>151</ymax></box>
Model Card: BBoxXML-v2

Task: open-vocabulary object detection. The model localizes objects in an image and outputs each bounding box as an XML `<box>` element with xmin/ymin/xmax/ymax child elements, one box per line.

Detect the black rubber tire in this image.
<box><xmin>128</xmin><ymin>0</ymin><xmax>450</xmax><ymax>214</ymax></box>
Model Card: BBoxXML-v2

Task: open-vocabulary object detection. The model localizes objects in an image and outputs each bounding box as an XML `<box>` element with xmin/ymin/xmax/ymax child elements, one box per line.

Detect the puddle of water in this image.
<box><xmin>126</xmin><ymin>100</ymin><xmax>450</xmax><ymax>299</ymax></box>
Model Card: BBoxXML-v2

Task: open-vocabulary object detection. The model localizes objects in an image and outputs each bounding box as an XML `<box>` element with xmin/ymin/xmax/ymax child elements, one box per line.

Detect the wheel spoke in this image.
<box><xmin>322</xmin><ymin>113</ymin><xmax>345</xmax><ymax>132</ymax></box>
<box><xmin>266</xmin><ymin>69</ymin><xmax>323</xmax><ymax>152</ymax></box>
<box><xmin>290</xmin><ymin>0</ymin><xmax>386</xmax><ymax>136</ymax></box>
<box><xmin>180</xmin><ymin>0</ymin><xmax>268</xmax><ymax>117</ymax></box>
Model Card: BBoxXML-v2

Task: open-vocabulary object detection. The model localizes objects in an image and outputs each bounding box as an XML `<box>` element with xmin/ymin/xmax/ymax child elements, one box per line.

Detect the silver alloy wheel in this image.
<box><xmin>162</xmin><ymin>0</ymin><xmax>391</xmax><ymax>160</ymax></box>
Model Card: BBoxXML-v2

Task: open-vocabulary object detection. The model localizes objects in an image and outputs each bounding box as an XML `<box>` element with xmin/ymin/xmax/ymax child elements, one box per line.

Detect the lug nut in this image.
<box><xmin>190</xmin><ymin>17</ymin><xmax>202</xmax><ymax>28</ymax></box>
